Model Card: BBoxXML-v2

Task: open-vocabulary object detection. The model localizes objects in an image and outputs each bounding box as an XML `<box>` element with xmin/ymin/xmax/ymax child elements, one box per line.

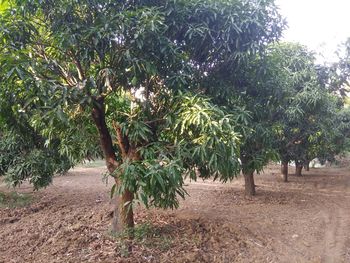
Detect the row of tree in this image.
<box><xmin>0</xmin><ymin>0</ymin><xmax>349</xmax><ymax>232</ymax></box>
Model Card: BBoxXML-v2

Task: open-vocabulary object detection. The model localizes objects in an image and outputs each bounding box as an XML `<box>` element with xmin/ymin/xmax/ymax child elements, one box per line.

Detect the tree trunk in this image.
<box><xmin>304</xmin><ymin>161</ymin><xmax>310</xmax><ymax>171</ymax></box>
<box><xmin>113</xmin><ymin>147</ymin><xmax>140</xmax><ymax>232</ymax></box>
<box><xmin>241</xmin><ymin>155</ymin><xmax>256</xmax><ymax>196</ymax></box>
<box><xmin>295</xmin><ymin>163</ymin><xmax>303</xmax><ymax>176</ymax></box>
<box><xmin>244</xmin><ymin>171</ymin><xmax>256</xmax><ymax>196</ymax></box>
<box><xmin>281</xmin><ymin>161</ymin><xmax>288</xmax><ymax>182</ymax></box>
<box><xmin>92</xmin><ymin>99</ymin><xmax>134</xmax><ymax>233</ymax></box>
<box><xmin>112</xmin><ymin>190</ymin><xmax>134</xmax><ymax>232</ymax></box>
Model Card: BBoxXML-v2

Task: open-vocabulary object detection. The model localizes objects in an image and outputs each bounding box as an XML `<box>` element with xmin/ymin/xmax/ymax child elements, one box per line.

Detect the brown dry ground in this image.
<box><xmin>0</xmin><ymin>163</ymin><xmax>350</xmax><ymax>263</ymax></box>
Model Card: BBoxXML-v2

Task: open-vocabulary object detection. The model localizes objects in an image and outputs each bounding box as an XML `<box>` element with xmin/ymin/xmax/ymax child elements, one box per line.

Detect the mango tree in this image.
<box><xmin>0</xmin><ymin>0</ymin><xmax>284</xmax><ymax>231</ymax></box>
<box><xmin>200</xmin><ymin>40</ymin><xmax>294</xmax><ymax>195</ymax></box>
<box><xmin>262</xmin><ymin>43</ymin><xmax>324</xmax><ymax>180</ymax></box>
<box><xmin>269</xmin><ymin>43</ymin><xmax>349</xmax><ymax>180</ymax></box>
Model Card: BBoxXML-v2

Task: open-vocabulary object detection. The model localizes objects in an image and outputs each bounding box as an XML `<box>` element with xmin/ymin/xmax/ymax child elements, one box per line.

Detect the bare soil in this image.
<box><xmin>0</xmin><ymin>164</ymin><xmax>350</xmax><ymax>263</ymax></box>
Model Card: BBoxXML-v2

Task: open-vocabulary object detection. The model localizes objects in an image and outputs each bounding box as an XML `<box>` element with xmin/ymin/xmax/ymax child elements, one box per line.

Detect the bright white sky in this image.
<box><xmin>275</xmin><ymin>0</ymin><xmax>350</xmax><ymax>63</ymax></box>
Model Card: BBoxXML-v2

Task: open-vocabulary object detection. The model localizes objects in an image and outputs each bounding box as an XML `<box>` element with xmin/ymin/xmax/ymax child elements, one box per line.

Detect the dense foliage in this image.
<box><xmin>0</xmin><ymin>0</ymin><xmax>349</xmax><ymax>234</ymax></box>
<box><xmin>0</xmin><ymin>0</ymin><xmax>285</xmax><ymax>231</ymax></box>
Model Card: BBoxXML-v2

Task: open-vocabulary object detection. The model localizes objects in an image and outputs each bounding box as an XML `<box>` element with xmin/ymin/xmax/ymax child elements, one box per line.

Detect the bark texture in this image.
<box><xmin>244</xmin><ymin>171</ymin><xmax>256</xmax><ymax>196</ymax></box>
<box><xmin>113</xmin><ymin>189</ymin><xmax>134</xmax><ymax>232</ymax></box>
<box><xmin>295</xmin><ymin>164</ymin><xmax>303</xmax><ymax>177</ymax></box>
<box><xmin>304</xmin><ymin>161</ymin><xmax>310</xmax><ymax>171</ymax></box>
<box><xmin>281</xmin><ymin>161</ymin><xmax>288</xmax><ymax>182</ymax></box>
<box><xmin>241</xmin><ymin>155</ymin><xmax>256</xmax><ymax>196</ymax></box>
<box><xmin>92</xmin><ymin>100</ymin><xmax>134</xmax><ymax>233</ymax></box>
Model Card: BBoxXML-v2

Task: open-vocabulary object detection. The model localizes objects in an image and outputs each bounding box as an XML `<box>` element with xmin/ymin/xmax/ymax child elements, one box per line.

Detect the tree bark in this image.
<box><xmin>114</xmin><ymin>147</ymin><xmax>140</xmax><ymax>231</ymax></box>
<box><xmin>92</xmin><ymin>99</ymin><xmax>134</xmax><ymax>233</ymax></box>
<box><xmin>295</xmin><ymin>163</ymin><xmax>303</xmax><ymax>176</ymax></box>
<box><xmin>304</xmin><ymin>161</ymin><xmax>310</xmax><ymax>171</ymax></box>
<box><xmin>241</xmin><ymin>155</ymin><xmax>256</xmax><ymax>196</ymax></box>
<box><xmin>92</xmin><ymin>100</ymin><xmax>119</xmax><ymax>173</ymax></box>
<box><xmin>244</xmin><ymin>171</ymin><xmax>256</xmax><ymax>196</ymax></box>
<box><xmin>112</xmin><ymin>189</ymin><xmax>134</xmax><ymax>233</ymax></box>
<box><xmin>281</xmin><ymin>161</ymin><xmax>288</xmax><ymax>182</ymax></box>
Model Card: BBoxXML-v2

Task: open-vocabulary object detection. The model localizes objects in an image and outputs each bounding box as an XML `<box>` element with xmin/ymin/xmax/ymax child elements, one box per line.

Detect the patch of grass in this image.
<box><xmin>0</xmin><ymin>191</ymin><xmax>32</xmax><ymax>208</ymax></box>
<box><xmin>133</xmin><ymin>223</ymin><xmax>155</xmax><ymax>241</ymax></box>
<box><xmin>109</xmin><ymin>222</ymin><xmax>156</xmax><ymax>241</ymax></box>
<box><xmin>150</xmin><ymin>236</ymin><xmax>173</xmax><ymax>252</ymax></box>
<box><xmin>110</xmin><ymin>222</ymin><xmax>174</xmax><ymax>257</ymax></box>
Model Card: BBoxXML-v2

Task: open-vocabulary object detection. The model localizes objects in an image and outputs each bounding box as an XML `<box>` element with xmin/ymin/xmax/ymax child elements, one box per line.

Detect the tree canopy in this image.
<box><xmin>1</xmin><ymin>0</ymin><xmax>349</xmax><ymax>235</ymax></box>
<box><xmin>0</xmin><ymin>0</ymin><xmax>286</xmax><ymax>231</ymax></box>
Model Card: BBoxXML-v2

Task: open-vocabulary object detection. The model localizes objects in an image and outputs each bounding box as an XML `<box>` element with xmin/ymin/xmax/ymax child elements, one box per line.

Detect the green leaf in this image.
<box><xmin>110</xmin><ymin>184</ymin><xmax>117</xmax><ymax>199</ymax></box>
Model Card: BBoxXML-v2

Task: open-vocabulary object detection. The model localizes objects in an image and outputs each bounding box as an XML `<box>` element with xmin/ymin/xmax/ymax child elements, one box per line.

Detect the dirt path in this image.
<box><xmin>315</xmin><ymin>169</ymin><xmax>350</xmax><ymax>263</ymax></box>
<box><xmin>0</xmin><ymin>164</ymin><xmax>349</xmax><ymax>262</ymax></box>
<box><xmin>173</xmin><ymin>165</ymin><xmax>350</xmax><ymax>263</ymax></box>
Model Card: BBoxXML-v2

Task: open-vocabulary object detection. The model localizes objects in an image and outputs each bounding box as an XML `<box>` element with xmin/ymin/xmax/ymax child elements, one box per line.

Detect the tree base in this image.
<box><xmin>244</xmin><ymin>172</ymin><xmax>256</xmax><ymax>196</ymax></box>
<box><xmin>111</xmin><ymin>189</ymin><xmax>134</xmax><ymax>234</ymax></box>
<box><xmin>281</xmin><ymin>162</ymin><xmax>288</xmax><ymax>182</ymax></box>
<box><xmin>295</xmin><ymin>164</ymin><xmax>303</xmax><ymax>177</ymax></box>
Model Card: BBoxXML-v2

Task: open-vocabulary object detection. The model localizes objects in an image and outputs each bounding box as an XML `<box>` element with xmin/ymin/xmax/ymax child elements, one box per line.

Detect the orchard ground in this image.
<box><xmin>1</xmin><ymin>161</ymin><xmax>350</xmax><ymax>263</ymax></box>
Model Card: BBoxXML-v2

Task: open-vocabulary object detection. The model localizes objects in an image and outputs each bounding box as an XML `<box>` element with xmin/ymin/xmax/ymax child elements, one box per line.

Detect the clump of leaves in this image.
<box><xmin>109</xmin><ymin>92</ymin><xmax>246</xmax><ymax>210</ymax></box>
<box><xmin>0</xmin><ymin>129</ymin><xmax>74</xmax><ymax>189</ymax></box>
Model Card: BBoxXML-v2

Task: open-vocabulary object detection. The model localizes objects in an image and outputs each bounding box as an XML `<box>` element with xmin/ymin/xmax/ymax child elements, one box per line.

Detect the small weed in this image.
<box><xmin>116</xmin><ymin>241</ymin><xmax>132</xmax><ymax>257</ymax></box>
<box><xmin>110</xmin><ymin>222</ymin><xmax>156</xmax><ymax>241</ymax></box>
<box><xmin>153</xmin><ymin>236</ymin><xmax>173</xmax><ymax>252</ymax></box>
<box><xmin>192</xmin><ymin>234</ymin><xmax>203</xmax><ymax>247</ymax></box>
<box><xmin>110</xmin><ymin>222</ymin><xmax>174</xmax><ymax>257</ymax></box>
<box><xmin>134</xmin><ymin>223</ymin><xmax>155</xmax><ymax>241</ymax></box>
<box><xmin>0</xmin><ymin>191</ymin><xmax>32</xmax><ymax>208</ymax></box>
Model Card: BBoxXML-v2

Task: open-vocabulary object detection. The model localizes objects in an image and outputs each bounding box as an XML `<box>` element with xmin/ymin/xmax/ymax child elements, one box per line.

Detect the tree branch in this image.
<box><xmin>112</xmin><ymin>120</ymin><xmax>130</xmax><ymax>160</ymax></box>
